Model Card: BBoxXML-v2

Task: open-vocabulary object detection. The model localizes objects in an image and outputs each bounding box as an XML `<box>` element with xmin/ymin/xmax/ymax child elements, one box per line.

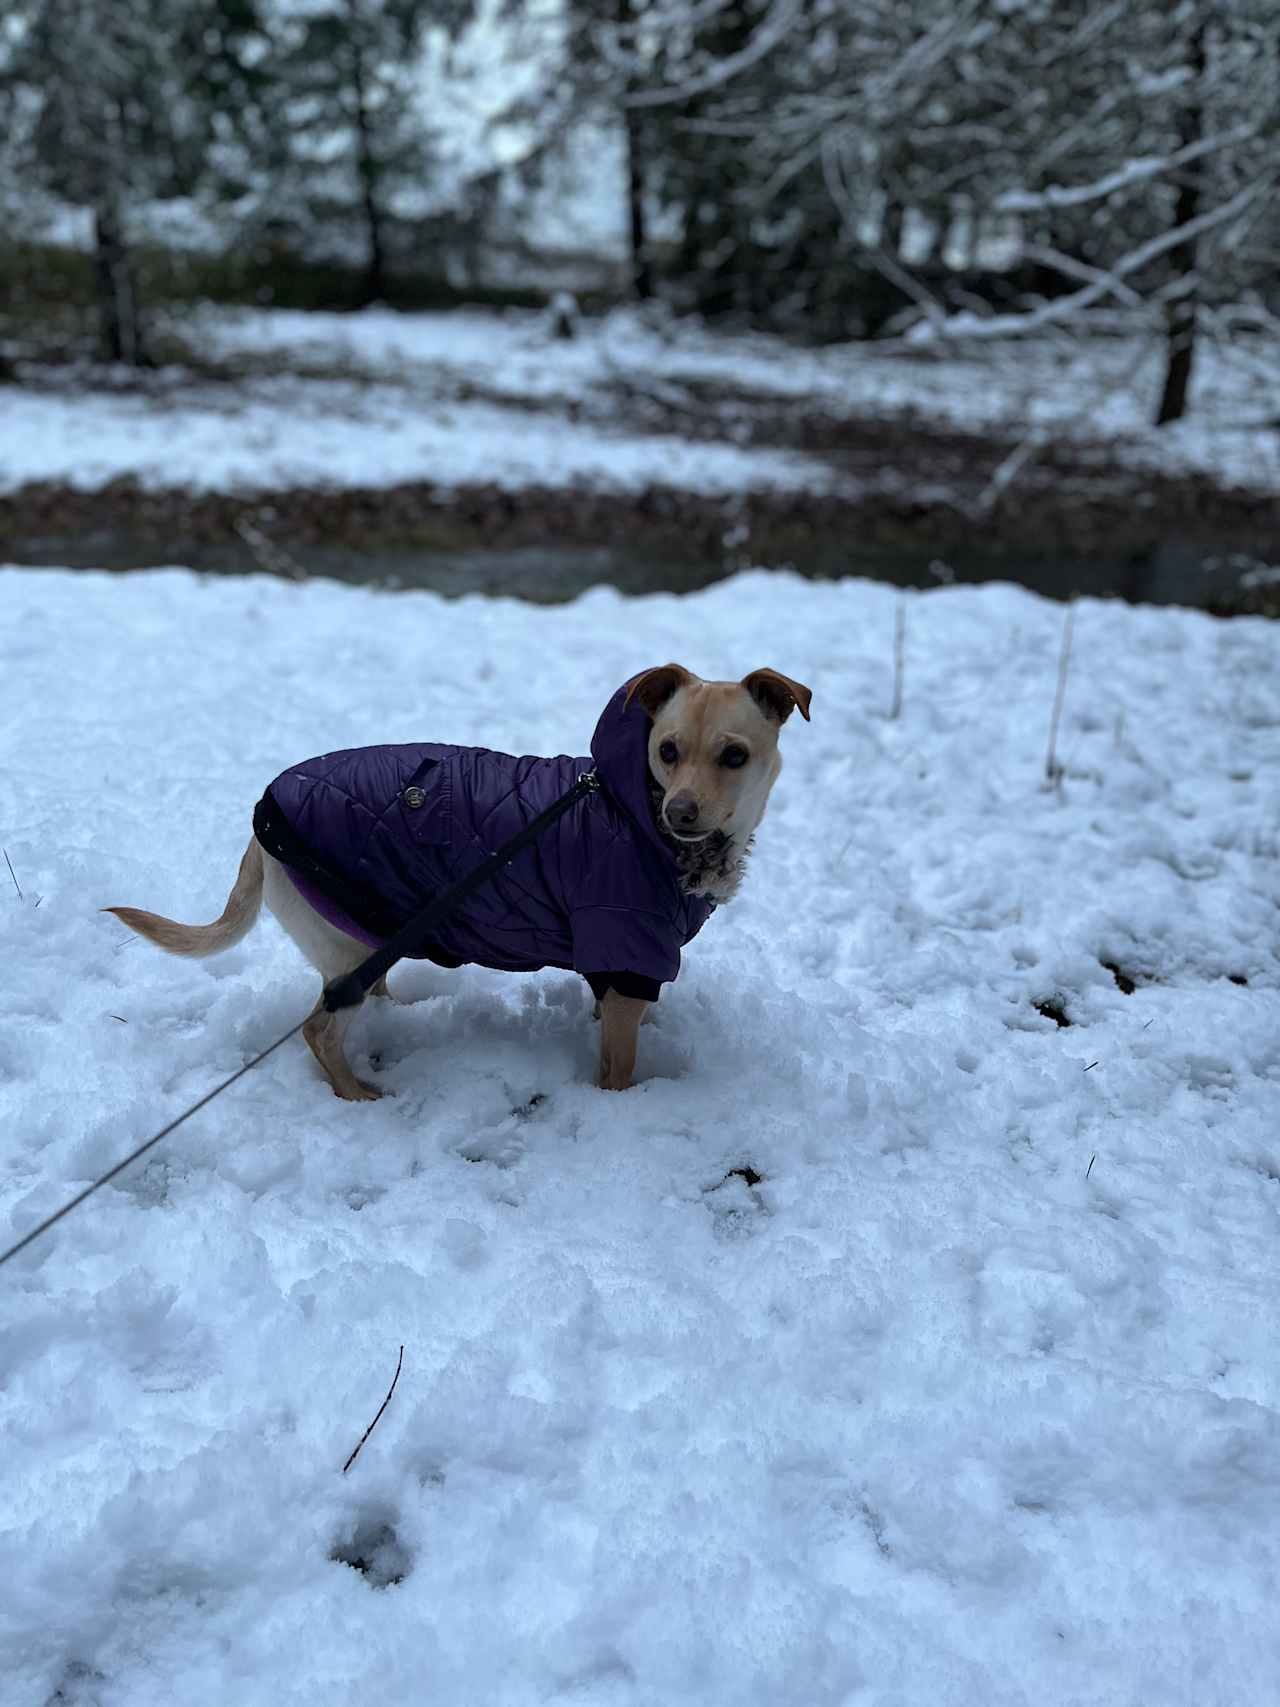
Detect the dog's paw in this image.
<box><xmin>334</xmin><ymin>1078</ymin><xmax>386</xmax><ymax>1102</ymax></box>
<box><xmin>596</xmin><ymin>1069</ymin><xmax>635</xmax><ymax>1092</ymax></box>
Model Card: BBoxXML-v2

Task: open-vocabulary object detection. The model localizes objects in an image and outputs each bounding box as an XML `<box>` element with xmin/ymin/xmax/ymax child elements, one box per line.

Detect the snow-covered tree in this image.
<box><xmin>640</xmin><ymin>0</ymin><xmax>1280</xmax><ymax>417</ymax></box>
<box><xmin>521</xmin><ymin>0</ymin><xmax>799</xmax><ymax>308</ymax></box>
<box><xmin>747</xmin><ymin>5</ymin><xmax>1276</xmax><ymax>416</ymax></box>
<box><xmin>0</xmin><ymin>0</ymin><xmax>273</xmax><ymax>362</ymax></box>
<box><xmin>264</xmin><ymin>0</ymin><xmax>478</xmax><ymax>306</ymax></box>
<box><xmin>506</xmin><ymin>0</ymin><xmax>665</xmax><ymax>301</ymax></box>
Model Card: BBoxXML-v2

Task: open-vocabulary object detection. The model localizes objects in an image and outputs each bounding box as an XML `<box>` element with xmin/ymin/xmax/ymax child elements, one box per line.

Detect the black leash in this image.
<box><xmin>322</xmin><ymin>770</ymin><xmax>599</xmax><ymax>1012</ymax></box>
<box><xmin>0</xmin><ymin>770</ymin><xmax>601</xmax><ymax>1272</ymax></box>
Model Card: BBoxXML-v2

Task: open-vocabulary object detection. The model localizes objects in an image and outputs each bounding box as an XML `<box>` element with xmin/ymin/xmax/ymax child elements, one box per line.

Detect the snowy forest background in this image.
<box><xmin>6</xmin><ymin>9</ymin><xmax>1280</xmax><ymax>1700</ymax></box>
<box><xmin>3</xmin><ymin>0</ymin><xmax>1279</xmax><ymax>430</ymax></box>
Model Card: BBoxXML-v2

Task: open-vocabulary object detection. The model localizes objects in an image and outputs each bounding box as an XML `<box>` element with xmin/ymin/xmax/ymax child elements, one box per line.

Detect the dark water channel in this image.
<box><xmin>10</xmin><ymin>529</ymin><xmax>1275</xmax><ymax>614</ymax></box>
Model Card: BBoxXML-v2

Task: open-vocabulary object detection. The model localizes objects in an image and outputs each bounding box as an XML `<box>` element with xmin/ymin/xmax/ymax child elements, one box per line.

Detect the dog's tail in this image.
<box><xmin>104</xmin><ymin>837</ymin><xmax>264</xmax><ymax>958</ymax></box>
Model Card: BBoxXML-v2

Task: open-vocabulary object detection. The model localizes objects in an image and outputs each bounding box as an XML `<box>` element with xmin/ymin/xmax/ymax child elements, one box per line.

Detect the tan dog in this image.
<box><xmin>107</xmin><ymin>664</ymin><xmax>811</xmax><ymax>1095</ymax></box>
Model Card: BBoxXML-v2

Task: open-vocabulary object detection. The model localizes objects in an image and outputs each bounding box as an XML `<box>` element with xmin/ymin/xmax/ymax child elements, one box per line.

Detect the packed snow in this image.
<box><xmin>4</xmin><ymin>305</ymin><xmax>1277</xmax><ymax>500</ymax></box>
<box><xmin>3</xmin><ymin>564</ymin><xmax>1280</xmax><ymax>1704</ymax></box>
<box><xmin>0</xmin><ymin>364</ymin><xmax>840</xmax><ymax>500</ymax></box>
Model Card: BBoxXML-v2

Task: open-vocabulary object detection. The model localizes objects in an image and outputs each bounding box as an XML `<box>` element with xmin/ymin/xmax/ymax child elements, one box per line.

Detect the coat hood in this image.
<box><xmin>588</xmin><ymin>684</ymin><xmax>670</xmax><ymax>858</ymax></box>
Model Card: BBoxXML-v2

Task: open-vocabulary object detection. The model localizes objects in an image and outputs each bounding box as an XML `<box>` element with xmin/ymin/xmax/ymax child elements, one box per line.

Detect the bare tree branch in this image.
<box><xmin>619</xmin><ymin>0</ymin><xmax>802</xmax><ymax>109</ymax></box>
<box><xmin>995</xmin><ymin>125</ymin><xmax>1258</xmax><ymax>215</ymax></box>
<box><xmin>900</xmin><ymin>175</ymin><xmax>1277</xmax><ymax>346</ymax></box>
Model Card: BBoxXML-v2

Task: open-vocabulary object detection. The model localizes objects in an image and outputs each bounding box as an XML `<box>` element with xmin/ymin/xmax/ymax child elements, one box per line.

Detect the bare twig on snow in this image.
<box><xmin>342</xmin><ymin>1345</ymin><xmax>405</xmax><ymax>1475</ymax></box>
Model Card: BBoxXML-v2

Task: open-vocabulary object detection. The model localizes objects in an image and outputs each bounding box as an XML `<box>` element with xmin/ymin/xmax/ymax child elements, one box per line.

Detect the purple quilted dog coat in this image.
<box><xmin>253</xmin><ymin>684</ymin><xmax>715</xmax><ymax>997</ymax></box>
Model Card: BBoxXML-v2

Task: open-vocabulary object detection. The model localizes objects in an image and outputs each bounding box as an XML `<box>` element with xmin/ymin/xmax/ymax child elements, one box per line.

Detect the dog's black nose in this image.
<box><xmin>665</xmin><ymin>791</ymin><xmax>701</xmax><ymax>831</ymax></box>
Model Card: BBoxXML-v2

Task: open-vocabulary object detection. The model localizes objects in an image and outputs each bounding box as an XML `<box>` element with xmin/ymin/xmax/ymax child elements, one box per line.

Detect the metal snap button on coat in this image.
<box><xmin>402</xmin><ymin>786</ymin><xmax>427</xmax><ymax>809</ymax></box>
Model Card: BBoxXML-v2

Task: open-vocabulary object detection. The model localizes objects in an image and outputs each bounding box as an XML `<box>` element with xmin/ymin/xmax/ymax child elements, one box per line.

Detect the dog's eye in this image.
<box><xmin>720</xmin><ymin>745</ymin><xmax>749</xmax><ymax>769</ymax></box>
<box><xmin>658</xmin><ymin>740</ymin><xmax>678</xmax><ymax>765</ymax></box>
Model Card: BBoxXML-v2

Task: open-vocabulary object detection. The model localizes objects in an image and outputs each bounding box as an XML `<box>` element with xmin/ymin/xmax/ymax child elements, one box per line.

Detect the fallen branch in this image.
<box><xmin>235</xmin><ymin>515</ymin><xmax>308</xmax><ymax>582</ymax></box>
<box><xmin>3</xmin><ymin>848</ymin><xmax>21</xmax><ymax>900</ymax></box>
<box><xmin>970</xmin><ymin>332</ymin><xmax>1154</xmax><ymax>516</ymax></box>
<box><xmin>342</xmin><ymin>1346</ymin><xmax>404</xmax><ymax>1475</ymax></box>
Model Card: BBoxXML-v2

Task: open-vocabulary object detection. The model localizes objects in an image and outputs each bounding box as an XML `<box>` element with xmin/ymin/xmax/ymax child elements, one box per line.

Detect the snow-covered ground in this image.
<box><xmin>4</xmin><ymin>305</ymin><xmax>1278</xmax><ymax>499</ymax></box>
<box><xmin>0</xmin><ymin>307</ymin><xmax>841</xmax><ymax>499</ymax></box>
<box><xmin>3</xmin><ymin>565</ymin><xmax>1280</xmax><ymax>1704</ymax></box>
<box><xmin>0</xmin><ymin>373</ymin><xmax>832</xmax><ymax>500</ymax></box>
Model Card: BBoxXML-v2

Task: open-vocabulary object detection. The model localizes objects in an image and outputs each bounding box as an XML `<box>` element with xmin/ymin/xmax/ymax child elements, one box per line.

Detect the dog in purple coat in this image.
<box><xmin>107</xmin><ymin>664</ymin><xmax>811</xmax><ymax>1096</ymax></box>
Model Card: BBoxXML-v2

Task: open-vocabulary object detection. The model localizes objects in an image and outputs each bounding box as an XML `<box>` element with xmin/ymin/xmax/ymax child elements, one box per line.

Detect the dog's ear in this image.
<box><xmin>625</xmin><ymin>663</ymin><xmax>696</xmax><ymax>719</ymax></box>
<box><xmin>741</xmin><ymin>669</ymin><xmax>812</xmax><ymax>724</ymax></box>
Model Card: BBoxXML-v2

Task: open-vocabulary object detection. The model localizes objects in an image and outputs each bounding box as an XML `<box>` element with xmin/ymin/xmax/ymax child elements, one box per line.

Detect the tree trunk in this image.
<box><xmin>624</xmin><ymin>110</ymin><xmax>653</xmax><ymax>300</ymax></box>
<box><xmin>92</xmin><ymin>203</ymin><xmax>146</xmax><ymax>365</ymax></box>
<box><xmin>348</xmin><ymin>21</ymin><xmax>386</xmax><ymax>306</ymax></box>
<box><xmin>881</xmin><ymin>200</ymin><xmax>905</xmax><ymax>259</ymax></box>
<box><xmin>674</xmin><ymin>1</ymin><xmax>751</xmax><ymax>319</ymax></box>
<box><xmin>357</xmin><ymin>142</ymin><xmax>388</xmax><ymax>307</ymax></box>
<box><xmin>1156</xmin><ymin>20</ymin><xmax>1207</xmax><ymax>427</ymax></box>
<box><xmin>614</xmin><ymin>0</ymin><xmax>651</xmax><ymax>300</ymax></box>
<box><xmin>1157</xmin><ymin>284</ymin><xmax>1197</xmax><ymax>426</ymax></box>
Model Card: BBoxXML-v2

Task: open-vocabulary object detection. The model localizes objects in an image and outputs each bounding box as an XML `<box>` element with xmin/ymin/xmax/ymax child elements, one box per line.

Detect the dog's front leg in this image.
<box><xmin>592</xmin><ymin>997</ymin><xmax>653</xmax><ymax>1025</ymax></box>
<box><xmin>597</xmin><ymin>990</ymin><xmax>648</xmax><ymax>1091</ymax></box>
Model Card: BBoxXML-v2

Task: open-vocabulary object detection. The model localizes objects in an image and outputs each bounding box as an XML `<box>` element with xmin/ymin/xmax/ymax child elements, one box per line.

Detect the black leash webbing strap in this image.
<box><xmin>322</xmin><ymin>769</ymin><xmax>600</xmax><ymax>1013</ymax></box>
<box><xmin>0</xmin><ymin>770</ymin><xmax>601</xmax><ymax>1273</ymax></box>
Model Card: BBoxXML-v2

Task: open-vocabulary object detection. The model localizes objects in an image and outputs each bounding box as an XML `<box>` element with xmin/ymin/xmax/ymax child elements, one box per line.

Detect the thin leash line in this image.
<box><xmin>1</xmin><ymin>770</ymin><xmax>604</xmax><ymax>1274</ymax></box>
<box><xmin>0</xmin><ymin>1015</ymin><xmax>309</xmax><ymax>1271</ymax></box>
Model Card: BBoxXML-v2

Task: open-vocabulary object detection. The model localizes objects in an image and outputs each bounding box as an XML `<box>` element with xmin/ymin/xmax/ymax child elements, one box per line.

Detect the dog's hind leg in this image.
<box><xmin>261</xmin><ymin>851</ymin><xmax>385</xmax><ymax>1101</ymax></box>
<box><xmin>302</xmin><ymin>999</ymin><xmax>383</xmax><ymax>1102</ymax></box>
